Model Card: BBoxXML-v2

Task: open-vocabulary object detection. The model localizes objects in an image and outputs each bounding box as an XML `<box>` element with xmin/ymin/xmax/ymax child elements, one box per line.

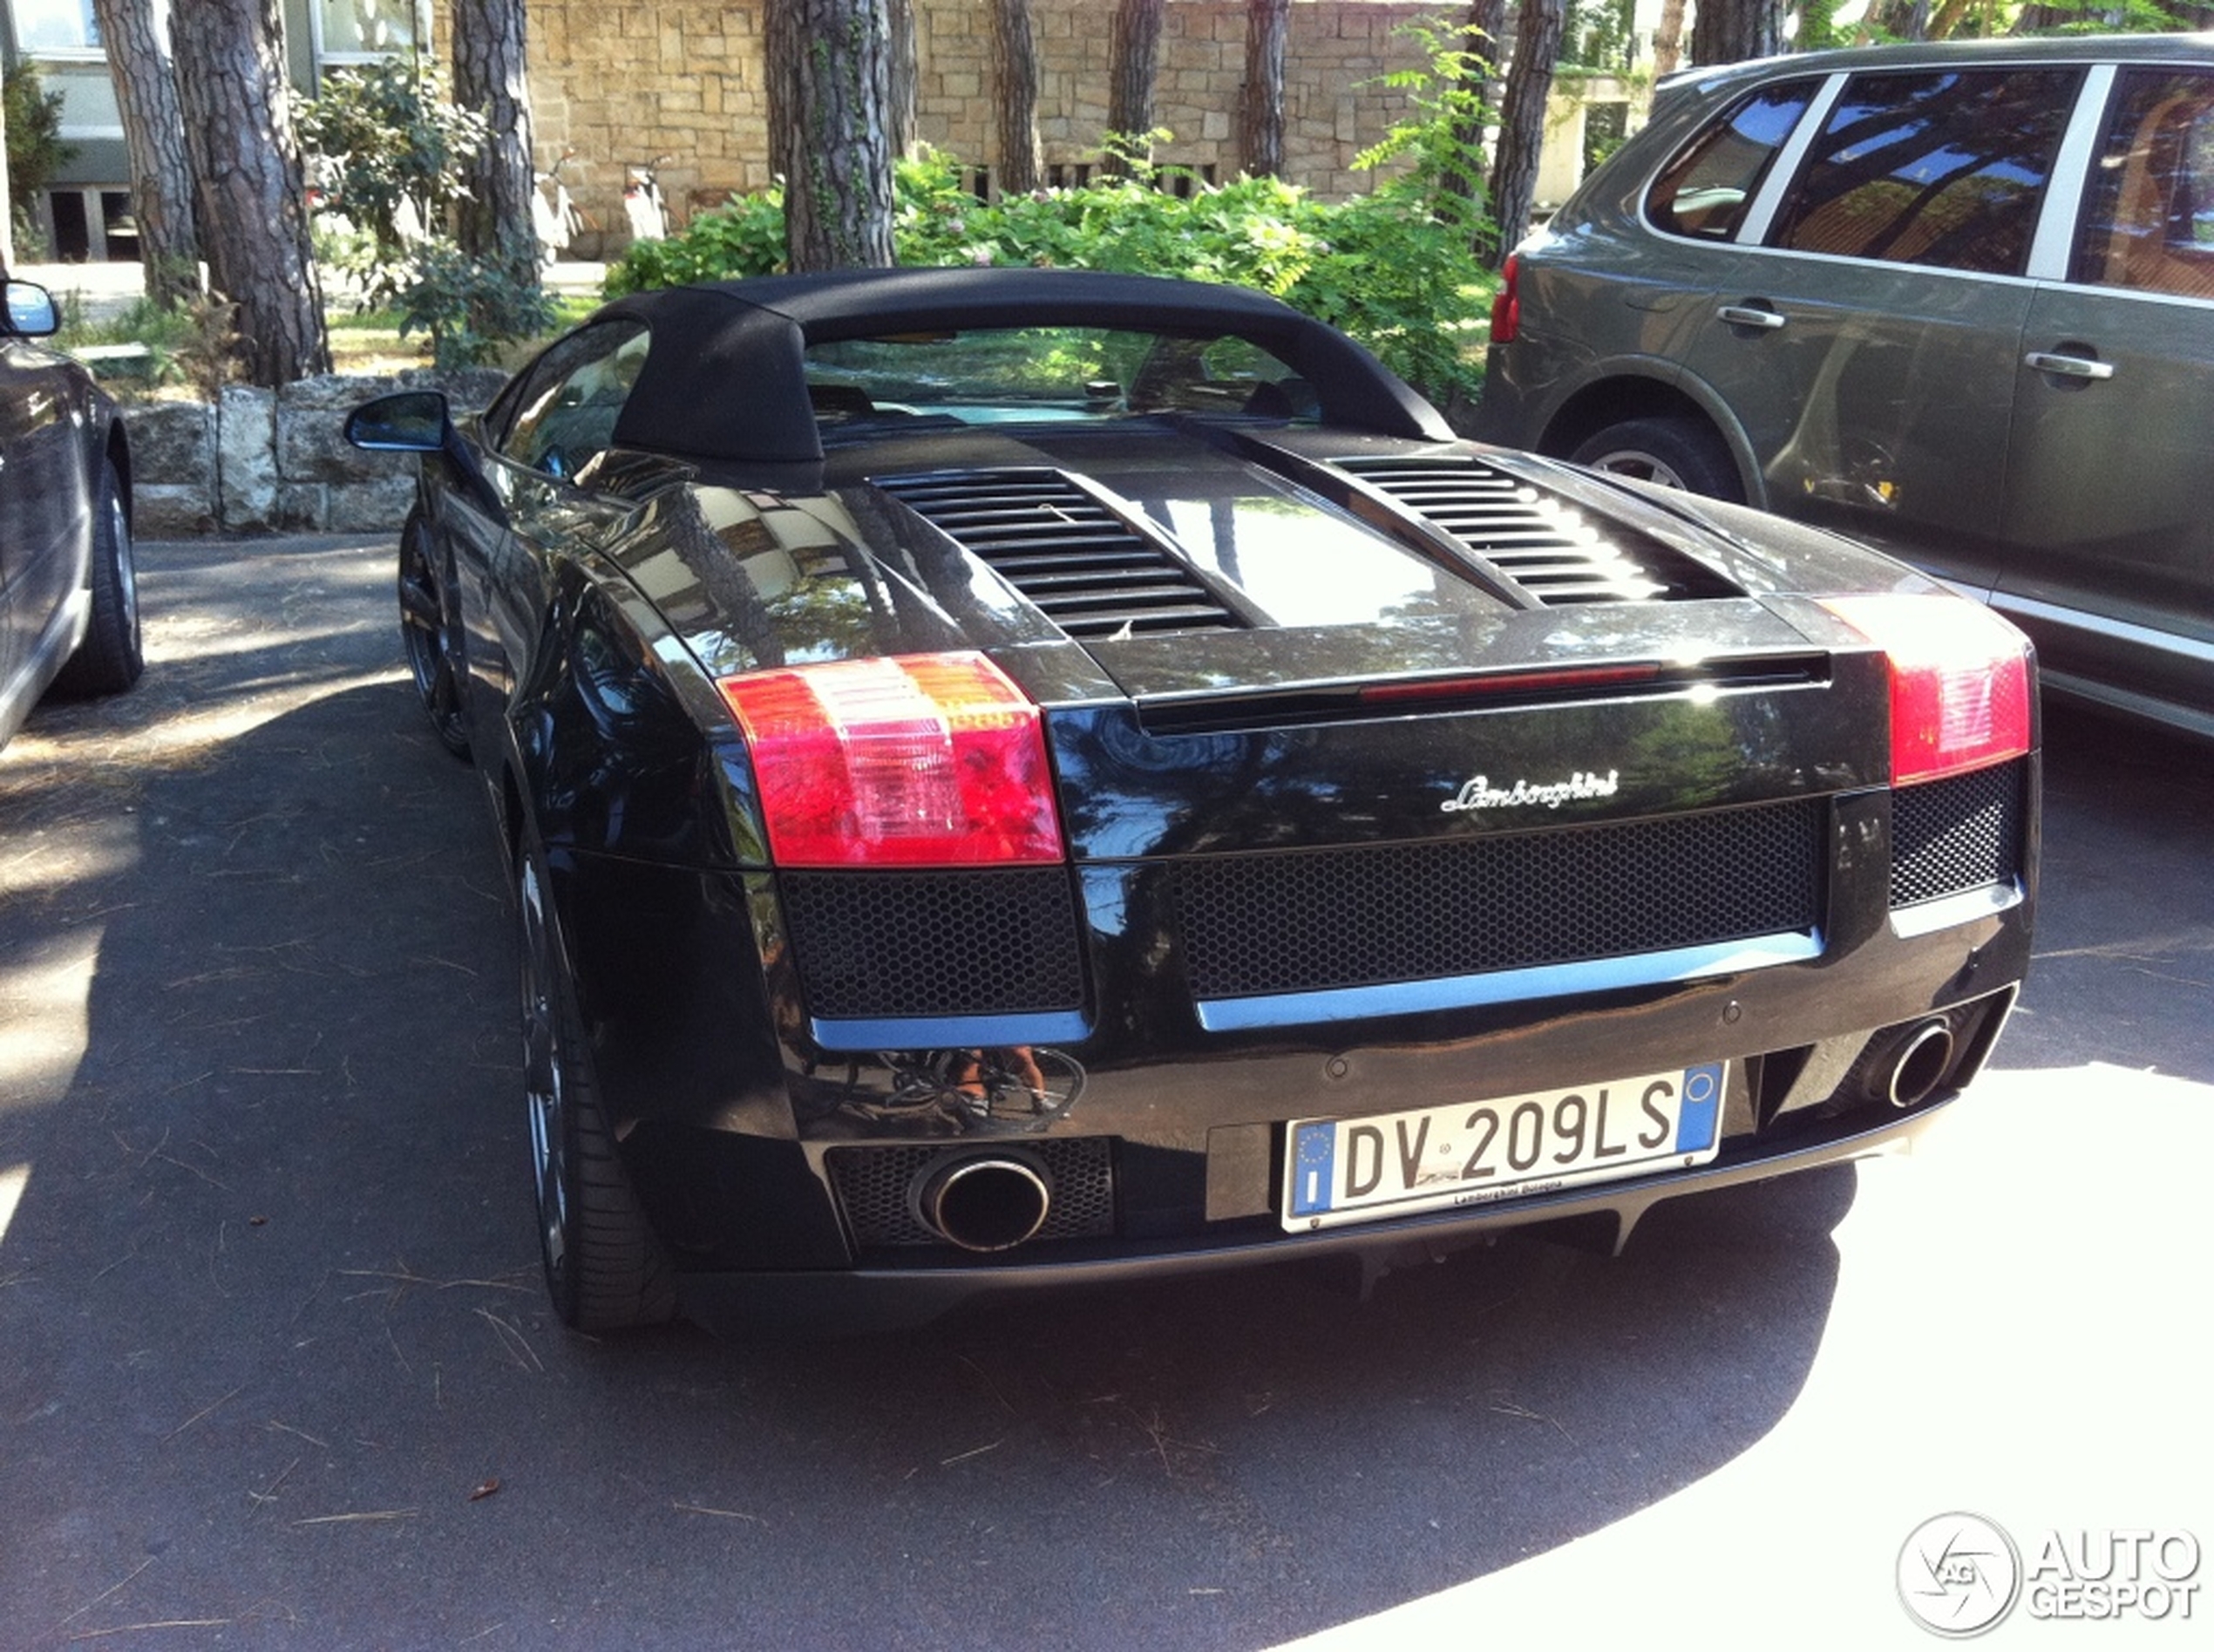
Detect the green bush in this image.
<box><xmin>295</xmin><ymin>58</ymin><xmax>486</xmax><ymax>297</ymax></box>
<box><xmin>296</xmin><ymin>58</ymin><xmax>554</xmax><ymax>366</ymax></box>
<box><xmin>398</xmin><ymin>243</ymin><xmax>556</xmax><ymax>370</ymax></box>
<box><xmin>601</xmin><ymin>187</ymin><xmax>788</xmax><ymax>296</ymax></box>
<box><xmin>604</xmin><ymin>148</ymin><xmax>1496</xmax><ymax>408</ymax></box>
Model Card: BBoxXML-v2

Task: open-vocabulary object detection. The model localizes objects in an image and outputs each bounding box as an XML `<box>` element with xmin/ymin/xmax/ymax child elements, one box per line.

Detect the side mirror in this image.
<box><xmin>346</xmin><ymin>390</ymin><xmax>451</xmax><ymax>453</ymax></box>
<box><xmin>4</xmin><ymin>281</ymin><xmax>58</xmax><ymax>337</ymax></box>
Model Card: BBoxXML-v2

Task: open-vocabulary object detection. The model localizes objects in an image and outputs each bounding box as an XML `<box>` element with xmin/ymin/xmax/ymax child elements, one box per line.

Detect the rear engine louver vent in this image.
<box><xmin>873</xmin><ymin>468</ymin><xmax>1246</xmax><ymax>640</ymax></box>
<box><xmin>1335</xmin><ymin>456</ymin><xmax>1737</xmax><ymax>605</ymax></box>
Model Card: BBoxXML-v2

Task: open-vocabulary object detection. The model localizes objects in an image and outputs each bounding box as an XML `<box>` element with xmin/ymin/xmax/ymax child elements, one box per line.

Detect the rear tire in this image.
<box><xmin>52</xmin><ymin>454</ymin><xmax>143</xmax><ymax>697</ymax></box>
<box><xmin>517</xmin><ymin>844</ymin><xmax>676</xmax><ymax>1332</ymax></box>
<box><xmin>397</xmin><ymin>509</ymin><xmax>471</xmax><ymax>759</ymax></box>
<box><xmin>1568</xmin><ymin>416</ymin><xmax>1744</xmax><ymax>502</ymax></box>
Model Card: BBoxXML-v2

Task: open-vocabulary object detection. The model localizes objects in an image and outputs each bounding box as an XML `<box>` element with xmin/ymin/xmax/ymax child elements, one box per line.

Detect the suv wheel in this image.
<box><xmin>1570</xmin><ymin>417</ymin><xmax>1743</xmax><ymax>502</ymax></box>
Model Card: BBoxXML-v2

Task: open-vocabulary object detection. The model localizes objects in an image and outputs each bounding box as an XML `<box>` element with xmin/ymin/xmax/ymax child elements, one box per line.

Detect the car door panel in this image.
<box><xmin>1994</xmin><ymin>65</ymin><xmax>2214</xmax><ymax>721</ymax></box>
<box><xmin>0</xmin><ymin>341</ymin><xmax>90</xmax><ymax>697</ymax></box>
<box><xmin>1672</xmin><ymin>252</ymin><xmax>2032</xmax><ymax>589</ymax></box>
<box><xmin>1999</xmin><ymin>285</ymin><xmax>2214</xmax><ymax>712</ymax></box>
<box><xmin>452</xmin><ymin>323</ymin><xmax>655</xmax><ymax>767</ymax></box>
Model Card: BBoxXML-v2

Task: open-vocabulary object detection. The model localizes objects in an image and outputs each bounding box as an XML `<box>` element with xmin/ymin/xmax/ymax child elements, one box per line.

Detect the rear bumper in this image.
<box><xmin>677</xmin><ymin>1094</ymin><xmax>1953</xmax><ymax>1336</ymax></box>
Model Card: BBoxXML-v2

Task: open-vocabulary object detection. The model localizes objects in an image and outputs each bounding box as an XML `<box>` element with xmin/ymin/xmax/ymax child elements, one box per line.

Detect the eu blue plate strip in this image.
<box><xmin>1675</xmin><ymin>1061</ymin><xmax>1724</xmax><ymax>1153</ymax></box>
<box><xmin>1289</xmin><ymin>1122</ymin><xmax>1337</xmax><ymax>1216</ymax></box>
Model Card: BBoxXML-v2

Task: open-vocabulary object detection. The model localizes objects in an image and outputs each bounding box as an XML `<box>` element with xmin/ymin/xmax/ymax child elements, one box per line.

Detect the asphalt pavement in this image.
<box><xmin>2</xmin><ymin>534</ymin><xmax>2209</xmax><ymax>1649</ymax></box>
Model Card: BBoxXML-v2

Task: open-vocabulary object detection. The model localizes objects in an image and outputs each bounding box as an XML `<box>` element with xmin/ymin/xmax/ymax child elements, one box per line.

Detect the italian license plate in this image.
<box><xmin>1281</xmin><ymin>1063</ymin><xmax>1726</xmax><ymax>1231</ymax></box>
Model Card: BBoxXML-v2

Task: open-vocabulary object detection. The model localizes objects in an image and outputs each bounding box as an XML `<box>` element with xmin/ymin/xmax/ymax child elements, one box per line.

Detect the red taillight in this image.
<box><xmin>1489</xmin><ymin>254</ymin><xmax>1522</xmax><ymax>346</ymax></box>
<box><xmin>717</xmin><ymin>652</ymin><xmax>1063</xmax><ymax>867</ymax></box>
<box><xmin>1821</xmin><ymin>594</ymin><xmax>2033</xmax><ymax>785</ymax></box>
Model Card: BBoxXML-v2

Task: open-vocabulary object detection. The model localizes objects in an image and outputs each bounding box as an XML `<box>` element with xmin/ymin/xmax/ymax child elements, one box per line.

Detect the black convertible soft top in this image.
<box><xmin>595</xmin><ymin>267</ymin><xmax>1454</xmax><ymax>465</ymax></box>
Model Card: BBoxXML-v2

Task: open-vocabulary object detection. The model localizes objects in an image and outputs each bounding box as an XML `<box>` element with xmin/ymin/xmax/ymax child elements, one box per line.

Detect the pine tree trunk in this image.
<box><xmin>1487</xmin><ymin>0</ymin><xmax>1565</xmax><ymax>268</ymax></box>
<box><xmin>765</xmin><ymin>0</ymin><xmax>896</xmax><ymax>271</ymax></box>
<box><xmin>1652</xmin><ymin>0</ymin><xmax>1687</xmax><ymax>78</ymax></box>
<box><xmin>170</xmin><ymin>0</ymin><xmax>327</xmax><ymax>384</ymax></box>
<box><xmin>90</xmin><ymin>0</ymin><xmax>200</xmax><ymax>308</ymax></box>
<box><xmin>1443</xmin><ymin>0</ymin><xmax>1505</xmax><ymax>214</ymax></box>
<box><xmin>886</xmin><ymin>0</ymin><xmax>918</xmax><ymax>158</ymax></box>
<box><xmin>452</xmin><ymin>0</ymin><xmax>541</xmax><ymax>296</ymax></box>
<box><xmin>1104</xmin><ymin>0</ymin><xmax>1165</xmax><ymax>174</ymax></box>
<box><xmin>1689</xmin><ymin>0</ymin><xmax>1780</xmax><ymax>66</ymax></box>
<box><xmin>1240</xmin><ymin>0</ymin><xmax>1290</xmax><ymax>180</ymax></box>
<box><xmin>0</xmin><ymin>66</ymin><xmax>12</xmax><ymax>268</ymax></box>
<box><xmin>992</xmin><ymin>0</ymin><xmax>1042</xmax><ymax>195</ymax></box>
<box><xmin>1871</xmin><ymin>0</ymin><xmax>1931</xmax><ymax>41</ymax></box>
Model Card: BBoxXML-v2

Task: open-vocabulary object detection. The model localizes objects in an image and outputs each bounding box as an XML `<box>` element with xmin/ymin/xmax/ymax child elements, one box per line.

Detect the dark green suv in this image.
<box><xmin>1477</xmin><ymin>34</ymin><xmax>2214</xmax><ymax>739</ymax></box>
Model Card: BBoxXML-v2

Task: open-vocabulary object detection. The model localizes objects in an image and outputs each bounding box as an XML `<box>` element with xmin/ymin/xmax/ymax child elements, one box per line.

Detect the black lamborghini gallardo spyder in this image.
<box><xmin>348</xmin><ymin>269</ymin><xmax>2037</xmax><ymax>1333</ymax></box>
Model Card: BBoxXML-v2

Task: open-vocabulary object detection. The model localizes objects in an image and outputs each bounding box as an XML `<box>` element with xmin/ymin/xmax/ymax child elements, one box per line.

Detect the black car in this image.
<box><xmin>0</xmin><ymin>275</ymin><xmax>140</xmax><ymax>751</ymax></box>
<box><xmin>348</xmin><ymin>268</ymin><xmax>2038</xmax><ymax>1334</ymax></box>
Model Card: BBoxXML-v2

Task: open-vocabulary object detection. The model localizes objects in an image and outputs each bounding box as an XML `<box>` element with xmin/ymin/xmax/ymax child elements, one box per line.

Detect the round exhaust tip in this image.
<box><xmin>916</xmin><ymin>1156</ymin><xmax>1052</xmax><ymax>1252</ymax></box>
<box><xmin>1887</xmin><ymin>1020</ymin><xmax>1956</xmax><ymax>1109</ymax></box>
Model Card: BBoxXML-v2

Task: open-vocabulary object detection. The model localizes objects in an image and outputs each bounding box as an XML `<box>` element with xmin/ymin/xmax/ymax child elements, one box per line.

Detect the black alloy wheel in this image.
<box><xmin>397</xmin><ymin>509</ymin><xmax>472</xmax><ymax>758</ymax></box>
<box><xmin>517</xmin><ymin>843</ymin><xmax>676</xmax><ymax>1332</ymax></box>
<box><xmin>54</xmin><ymin>454</ymin><xmax>144</xmax><ymax>697</ymax></box>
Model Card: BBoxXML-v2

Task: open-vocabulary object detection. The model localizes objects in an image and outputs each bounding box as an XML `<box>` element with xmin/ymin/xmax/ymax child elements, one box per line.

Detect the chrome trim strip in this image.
<box><xmin>1990</xmin><ymin>590</ymin><xmax>2214</xmax><ymax>663</ymax></box>
<box><xmin>1889</xmin><ymin>880</ymin><xmax>2025</xmax><ymax>940</ymax></box>
<box><xmin>1739</xmin><ymin>73</ymin><xmax>1846</xmax><ymax>247</ymax></box>
<box><xmin>1195</xmin><ymin>932</ymin><xmax>1823</xmax><ymax>1033</ymax></box>
<box><xmin>2028</xmin><ymin>64</ymin><xmax>2116</xmax><ymax>282</ymax></box>
<box><xmin>811</xmin><ymin>1010</ymin><xmax>1092</xmax><ymax>1053</ymax></box>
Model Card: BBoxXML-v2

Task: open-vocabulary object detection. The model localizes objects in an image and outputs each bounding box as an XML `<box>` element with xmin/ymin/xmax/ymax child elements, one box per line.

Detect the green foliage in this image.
<box><xmin>295</xmin><ymin>58</ymin><xmax>550</xmax><ymax>367</ymax></box>
<box><xmin>605</xmin><ymin>139</ymin><xmax>1497</xmax><ymax>409</ymax></box>
<box><xmin>1350</xmin><ymin>15</ymin><xmax>1497</xmax><ymax>247</ymax></box>
<box><xmin>602</xmin><ymin>186</ymin><xmax>787</xmax><ymax>296</ymax></box>
<box><xmin>601</xmin><ymin>22</ymin><xmax>1503</xmax><ymax>409</ymax></box>
<box><xmin>2007</xmin><ymin>0</ymin><xmax>2202</xmax><ymax>34</ymax></box>
<box><xmin>58</xmin><ymin>296</ymin><xmax>193</xmax><ymax>378</ymax></box>
<box><xmin>1565</xmin><ymin>0</ymin><xmax>1637</xmax><ymax>71</ymax></box>
<box><xmin>1796</xmin><ymin>0</ymin><xmax>1846</xmax><ymax>51</ymax></box>
<box><xmin>295</xmin><ymin>58</ymin><xmax>486</xmax><ymax>306</ymax></box>
<box><xmin>1858</xmin><ymin>0</ymin><xmax>2200</xmax><ymax>40</ymax></box>
<box><xmin>53</xmin><ymin>292</ymin><xmax>244</xmax><ymax>398</ymax></box>
<box><xmin>397</xmin><ymin>243</ymin><xmax>556</xmax><ymax>370</ymax></box>
<box><xmin>5</xmin><ymin>61</ymin><xmax>77</xmax><ymax>258</ymax></box>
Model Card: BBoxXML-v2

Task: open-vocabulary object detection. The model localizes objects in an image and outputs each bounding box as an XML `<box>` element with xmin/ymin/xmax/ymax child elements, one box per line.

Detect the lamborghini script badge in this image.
<box><xmin>1441</xmin><ymin>770</ymin><xmax>1620</xmax><ymax>812</ymax></box>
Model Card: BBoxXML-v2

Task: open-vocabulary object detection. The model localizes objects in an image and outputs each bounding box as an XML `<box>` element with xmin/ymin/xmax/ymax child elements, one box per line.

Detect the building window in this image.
<box><xmin>11</xmin><ymin>0</ymin><xmax>100</xmax><ymax>54</ymax></box>
<box><xmin>316</xmin><ymin>0</ymin><xmax>425</xmax><ymax>61</ymax></box>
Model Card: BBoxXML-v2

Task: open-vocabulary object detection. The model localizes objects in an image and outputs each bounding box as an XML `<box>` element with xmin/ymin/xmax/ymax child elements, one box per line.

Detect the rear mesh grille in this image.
<box><xmin>781</xmin><ymin>867</ymin><xmax>1084</xmax><ymax>1019</ymax></box>
<box><xmin>1334</xmin><ymin>455</ymin><xmax>1738</xmax><ymax>604</ymax></box>
<box><xmin>873</xmin><ymin>468</ymin><xmax>1245</xmax><ymax>638</ymax></box>
<box><xmin>827</xmin><ymin>1139</ymin><xmax>1116</xmax><ymax>1247</ymax></box>
<box><xmin>1891</xmin><ymin>759</ymin><xmax>2027</xmax><ymax>908</ymax></box>
<box><xmin>1171</xmin><ymin>799</ymin><xmax>1826</xmax><ymax>999</ymax></box>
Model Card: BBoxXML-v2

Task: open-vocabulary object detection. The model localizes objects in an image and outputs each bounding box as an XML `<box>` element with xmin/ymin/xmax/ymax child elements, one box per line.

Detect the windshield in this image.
<box><xmin>803</xmin><ymin>325</ymin><xmax>1320</xmax><ymax>434</ymax></box>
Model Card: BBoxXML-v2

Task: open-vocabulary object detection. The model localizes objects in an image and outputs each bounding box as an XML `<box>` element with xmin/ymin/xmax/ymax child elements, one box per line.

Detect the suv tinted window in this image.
<box><xmin>2074</xmin><ymin>66</ymin><xmax>2214</xmax><ymax>298</ymax></box>
<box><xmin>1647</xmin><ymin>80</ymin><xmax>1820</xmax><ymax>240</ymax></box>
<box><xmin>1771</xmin><ymin>68</ymin><xmax>2082</xmax><ymax>273</ymax></box>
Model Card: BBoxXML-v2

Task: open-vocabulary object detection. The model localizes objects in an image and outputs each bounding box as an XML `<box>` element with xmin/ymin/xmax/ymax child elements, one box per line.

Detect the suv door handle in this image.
<box><xmin>2024</xmin><ymin>350</ymin><xmax>2116</xmax><ymax>381</ymax></box>
<box><xmin>1716</xmin><ymin>304</ymin><xmax>1788</xmax><ymax>330</ymax></box>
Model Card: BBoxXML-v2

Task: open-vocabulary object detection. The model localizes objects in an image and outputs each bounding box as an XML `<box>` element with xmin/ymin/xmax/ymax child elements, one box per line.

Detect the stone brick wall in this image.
<box><xmin>527</xmin><ymin>0</ymin><xmax>1440</xmax><ymax>251</ymax></box>
<box><xmin>124</xmin><ymin>371</ymin><xmax>506</xmax><ymax>537</ymax></box>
